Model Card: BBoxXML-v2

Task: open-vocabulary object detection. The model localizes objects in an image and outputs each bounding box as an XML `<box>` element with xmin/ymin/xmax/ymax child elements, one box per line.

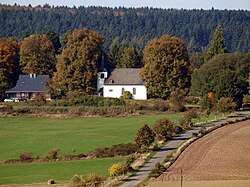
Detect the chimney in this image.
<box><xmin>29</xmin><ymin>74</ymin><xmax>37</xmax><ymax>78</ymax></box>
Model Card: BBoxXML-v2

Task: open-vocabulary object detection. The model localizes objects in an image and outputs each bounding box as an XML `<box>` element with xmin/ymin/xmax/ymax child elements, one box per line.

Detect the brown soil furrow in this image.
<box><xmin>159</xmin><ymin>120</ymin><xmax>250</xmax><ymax>182</ymax></box>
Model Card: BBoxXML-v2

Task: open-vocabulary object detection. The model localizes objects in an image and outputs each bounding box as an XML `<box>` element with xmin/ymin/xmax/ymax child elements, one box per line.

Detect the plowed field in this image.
<box><xmin>147</xmin><ymin>119</ymin><xmax>250</xmax><ymax>187</ymax></box>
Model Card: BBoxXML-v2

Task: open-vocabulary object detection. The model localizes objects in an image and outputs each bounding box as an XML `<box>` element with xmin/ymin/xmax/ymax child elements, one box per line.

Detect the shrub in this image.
<box><xmin>111</xmin><ymin>143</ymin><xmax>139</xmax><ymax>156</ymax></box>
<box><xmin>85</xmin><ymin>173</ymin><xmax>104</xmax><ymax>187</ymax></box>
<box><xmin>154</xmin><ymin>100</ymin><xmax>169</xmax><ymax>111</ymax></box>
<box><xmin>153</xmin><ymin>118</ymin><xmax>174</xmax><ymax>141</ymax></box>
<box><xmin>121</xmin><ymin>91</ymin><xmax>133</xmax><ymax>99</ymax></box>
<box><xmin>199</xmin><ymin>95</ymin><xmax>213</xmax><ymax>110</ymax></box>
<box><xmin>19</xmin><ymin>152</ymin><xmax>33</xmax><ymax>162</ymax></box>
<box><xmin>243</xmin><ymin>95</ymin><xmax>250</xmax><ymax>104</ymax></box>
<box><xmin>218</xmin><ymin>97</ymin><xmax>236</xmax><ymax>113</ymax></box>
<box><xmin>91</xmin><ymin>143</ymin><xmax>138</xmax><ymax>158</ymax></box>
<box><xmin>33</xmin><ymin>93</ymin><xmax>47</xmax><ymax>103</ymax></box>
<box><xmin>149</xmin><ymin>163</ymin><xmax>165</xmax><ymax>178</ymax></box>
<box><xmin>108</xmin><ymin>163</ymin><xmax>124</xmax><ymax>177</ymax></box>
<box><xmin>70</xmin><ymin>174</ymin><xmax>85</xmax><ymax>187</ymax></box>
<box><xmin>48</xmin><ymin>149</ymin><xmax>60</xmax><ymax>159</ymax></box>
<box><xmin>185</xmin><ymin>96</ymin><xmax>200</xmax><ymax>105</ymax></box>
<box><xmin>0</xmin><ymin>104</ymin><xmax>13</xmax><ymax>113</ymax></box>
<box><xmin>179</xmin><ymin>110</ymin><xmax>199</xmax><ymax>128</ymax></box>
<box><xmin>70</xmin><ymin>173</ymin><xmax>104</xmax><ymax>187</ymax></box>
<box><xmin>169</xmin><ymin>89</ymin><xmax>186</xmax><ymax>112</ymax></box>
<box><xmin>134</xmin><ymin>124</ymin><xmax>155</xmax><ymax>149</ymax></box>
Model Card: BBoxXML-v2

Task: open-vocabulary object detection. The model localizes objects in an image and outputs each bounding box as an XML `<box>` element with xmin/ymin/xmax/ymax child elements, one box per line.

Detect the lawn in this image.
<box><xmin>0</xmin><ymin>114</ymin><xmax>185</xmax><ymax>161</ymax></box>
<box><xmin>0</xmin><ymin>157</ymin><xmax>124</xmax><ymax>185</ymax></box>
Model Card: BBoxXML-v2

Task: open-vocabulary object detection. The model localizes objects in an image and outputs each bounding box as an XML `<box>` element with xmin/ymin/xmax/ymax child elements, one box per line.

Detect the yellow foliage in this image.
<box><xmin>108</xmin><ymin>163</ymin><xmax>124</xmax><ymax>177</ymax></box>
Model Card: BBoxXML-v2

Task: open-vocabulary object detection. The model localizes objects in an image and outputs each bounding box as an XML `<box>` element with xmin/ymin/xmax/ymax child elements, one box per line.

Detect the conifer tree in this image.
<box><xmin>204</xmin><ymin>25</ymin><xmax>227</xmax><ymax>62</ymax></box>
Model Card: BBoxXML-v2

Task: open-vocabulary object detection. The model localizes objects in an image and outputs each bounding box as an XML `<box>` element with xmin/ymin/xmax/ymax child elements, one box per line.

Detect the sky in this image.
<box><xmin>1</xmin><ymin>0</ymin><xmax>250</xmax><ymax>10</ymax></box>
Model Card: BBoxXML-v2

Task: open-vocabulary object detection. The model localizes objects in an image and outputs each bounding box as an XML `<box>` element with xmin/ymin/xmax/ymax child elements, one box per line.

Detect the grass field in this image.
<box><xmin>0</xmin><ymin>114</ymin><xmax>185</xmax><ymax>161</ymax></box>
<box><xmin>0</xmin><ymin>157</ymin><xmax>124</xmax><ymax>185</ymax></box>
<box><xmin>0</xmin><ymin>113</ymin><xmax>221</xmax><ymax>185</ymax></box>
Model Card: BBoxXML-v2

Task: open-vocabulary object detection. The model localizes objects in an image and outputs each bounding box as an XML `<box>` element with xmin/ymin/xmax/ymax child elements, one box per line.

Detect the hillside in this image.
<box><xmin>0</xmin><ymin>4</ymin><xmax>250</xmax><ymax>53</ymax></box>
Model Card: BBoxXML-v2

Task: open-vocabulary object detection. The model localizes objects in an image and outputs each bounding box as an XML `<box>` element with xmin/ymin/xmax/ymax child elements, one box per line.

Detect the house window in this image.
<box><xmin>121</xmin><ymin>88</ymin><xmax>125</xmax><ymax>95</ymax></box>
<box><xmin>100</xmin><ymin>73</ymin><xmax>104</xmax><ymax>79</ymax></box>
<box><xmin>109</xmin><ymin>89</ymin><xmax>113</xmax><ymax>92</ymax></box>
<box><xmin>133</xmin><ymin>88</ymin><xmax>136</xmax><ymax>95</ymax></box>
<box><xmin>109</xmin><ymin>79</ymin><xmax>114</xmax><ymax>84</ymax></box>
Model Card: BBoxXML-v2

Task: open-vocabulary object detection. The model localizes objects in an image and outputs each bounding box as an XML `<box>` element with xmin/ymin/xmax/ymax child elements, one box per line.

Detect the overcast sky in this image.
<box><xmin>1</xmin><ymin>0</ymin><xmax>250</xmax><ymax>10</ymax></box>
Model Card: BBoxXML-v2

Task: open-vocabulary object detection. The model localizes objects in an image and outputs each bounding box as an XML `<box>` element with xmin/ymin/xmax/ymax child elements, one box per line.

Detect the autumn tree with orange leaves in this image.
<box><xmin>20</xmin><ymin>34</ymin><xmax>56</xmax><ymax>75</ymax></box>
<box><xmin>0</xmin><ymin>38</ymin><xmax>20</xmax><ymax>93</ymax></box>
<box><xmin>141</xmin><ymin>34</ymin><xmax>193</xmax><ymax>99</ymax></box>
<box><xmin>52</xmin><ymin>28</ymin><xmax>105</xmax><ymax>96</ymax></box>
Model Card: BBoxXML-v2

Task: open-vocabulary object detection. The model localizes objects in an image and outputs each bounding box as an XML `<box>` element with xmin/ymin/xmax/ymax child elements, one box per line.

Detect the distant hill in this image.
<box><xmin>1</xmin><ymin>4</ymin><xmax>250</xmax><ymax>53</ymax></box>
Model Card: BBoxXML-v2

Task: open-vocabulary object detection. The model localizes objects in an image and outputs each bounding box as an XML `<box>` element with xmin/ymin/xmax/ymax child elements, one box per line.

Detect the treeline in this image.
<box><xmin>0</xmin><ymin>4</ymin><xmax>250</xmax><ymax>53</ymax></box>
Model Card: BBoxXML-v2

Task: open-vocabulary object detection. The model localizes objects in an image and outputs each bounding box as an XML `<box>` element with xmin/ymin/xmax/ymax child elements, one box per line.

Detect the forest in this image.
<box><xmin>0</xmin><ymin>4</ymin><xmax>250</xmax><ymax>53</ymax></box>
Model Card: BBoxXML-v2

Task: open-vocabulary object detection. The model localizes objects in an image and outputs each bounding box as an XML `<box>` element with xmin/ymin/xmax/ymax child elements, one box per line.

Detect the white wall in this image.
<box><xmin>97</xmin><ymin>72</ymin><xmax>108</xmax><ymax>92</ymax></box>
<box><xmin>103</xmin><ymin>85</ymin><xmax>147</xmax><ymax>100</ymax></box>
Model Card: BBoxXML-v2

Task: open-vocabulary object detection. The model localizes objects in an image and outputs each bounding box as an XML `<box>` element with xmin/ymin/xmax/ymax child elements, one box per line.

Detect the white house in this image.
<box><xmin>102</xmin><ymin>68</ymin><xmax>147</xmax><ymax>100</ymax></box>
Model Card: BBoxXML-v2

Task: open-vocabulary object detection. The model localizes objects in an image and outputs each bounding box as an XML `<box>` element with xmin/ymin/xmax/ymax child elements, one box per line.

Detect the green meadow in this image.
<box><xmin>0</xmin><ymin>113</ymin><xmax>220</xmax><ymax>185</ymax></box>
<box><xmin>0</xmin><ymin>114</ymin><xmax>184</xmax><ymax>161</ymax></box>
<box><xmin>0</xmin><ymin>157</ymin><xmax>124</xmax><ymax>185</ymax></box>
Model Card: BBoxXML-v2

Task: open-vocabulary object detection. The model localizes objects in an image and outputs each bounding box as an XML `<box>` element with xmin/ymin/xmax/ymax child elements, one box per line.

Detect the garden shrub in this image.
<box><xmin>134</xmin><ymin>124</ymin><xmax>155</xmax><ymax>149</ymax></box>
<box><xmin>153</xmin><ymin>118</ymin><xmax>174</xmax><ymax>141</ymax></box>
<box><xmin>121</xmin><ymin>91</ymin><xmax>133</xmax><ymax>99</ymax></box>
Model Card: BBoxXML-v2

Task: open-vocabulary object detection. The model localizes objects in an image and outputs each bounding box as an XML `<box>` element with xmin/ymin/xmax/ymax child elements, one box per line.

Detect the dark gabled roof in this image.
<box><xmin>104</xmin><ymin>68</ymin><xmax>144</xmax><ymax>85</ymax></box>
<box><xmin>5</xmin><ymin>75</ymin><xmax>49</xmax><ymax>93</ymax></box>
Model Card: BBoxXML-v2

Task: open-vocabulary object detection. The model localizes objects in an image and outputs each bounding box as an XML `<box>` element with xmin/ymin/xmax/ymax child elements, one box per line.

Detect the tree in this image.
<box><xmin>141</xmin><ymin>34</ymin><xmax>192</xmax><ymax>99</ymax></box>
<box><xmin>45</xmin><ymin>29</ymin><xmax>61</xmax><ymax>54</ymax></box>
<box><xmin>117</xmin><ymin>45</ymin><xmax>141</xmax><ymax>68</ymax></box>
<box><xmin>134</xmin><ymin>124</ymin><xmax>155</xmax><ymax>149</ymax></box>
<box><xmin>52</xmin><ymin>28</ymin><xmax>105</xmax><ymax>96</ymax></box>
<box><xmin>0</xmin><ymin>38</ymin><xmax>20</xmax><ymax>93</ymax></box>
<box><xmin>190</xmin><ymin>52</ymin><xmax>204</xmax><ymax>69</ymax></box>
<box><xmin>20</xmin><ymin>34</ymin><xmax>56</xmax><ymax>75</ymax></box>
<box><xmin>191</xmin><ymin>53</ymin><xmax>249</xmax><ymax>105</ymax></box>
<box><xmin>204</xmin><ymin>25</ymin><xmax>227</xmax><ymax>62</ymax></box>
<box><xmin>109</xmin><ymin>37</ymin><xmax>120</xmax><ymax>69</ymax></box>
<box><xmin>153</xmin><ymin>118</ymin><xmax>174</xmax><ymax>141</ymax></box>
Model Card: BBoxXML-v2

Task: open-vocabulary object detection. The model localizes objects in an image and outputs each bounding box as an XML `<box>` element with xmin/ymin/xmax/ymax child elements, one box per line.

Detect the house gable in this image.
<box><xmin>103</xmin><ymin>68</ymin><xmax>147</xmax><ymax>100</ymax></box>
